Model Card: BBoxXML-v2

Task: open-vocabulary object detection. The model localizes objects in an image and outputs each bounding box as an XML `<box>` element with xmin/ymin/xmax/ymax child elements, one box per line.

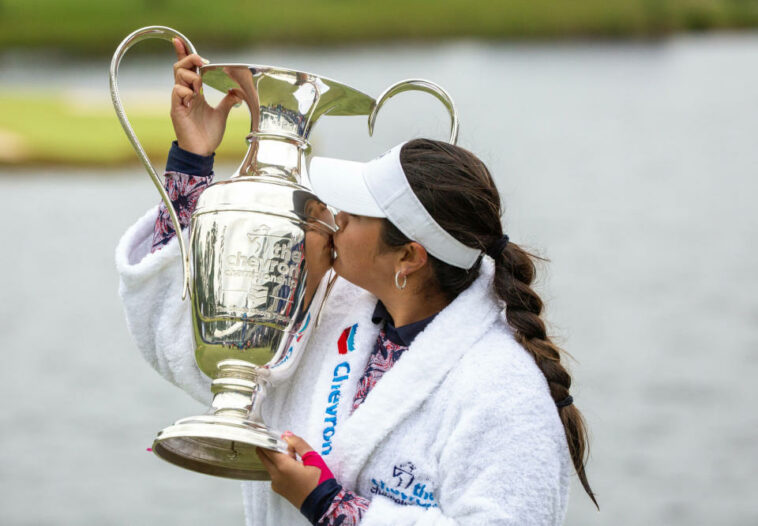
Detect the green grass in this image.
<box><xmin>2</xmin><ymin>1</ymin><xmax>758</xmax><ymax>55</ymax></box>
<box><xmin>0</xmin><ymin>92</ymin><xmax>252</xmax><ymax>166</ymax></box>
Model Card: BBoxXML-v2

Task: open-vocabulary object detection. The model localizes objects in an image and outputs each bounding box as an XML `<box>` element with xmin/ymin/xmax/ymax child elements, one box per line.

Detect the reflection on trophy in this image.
<box><xmin>110</xmin><ymin>26</ymin><xmax>458</xmax><ymax>480</ymax></box>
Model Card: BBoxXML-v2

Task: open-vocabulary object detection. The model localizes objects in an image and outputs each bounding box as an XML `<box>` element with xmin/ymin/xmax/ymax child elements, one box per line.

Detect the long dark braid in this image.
<box><xmin>381</xmin><ymin>138</ymin><xmax>598</xmax><ymax>508</ymax></box>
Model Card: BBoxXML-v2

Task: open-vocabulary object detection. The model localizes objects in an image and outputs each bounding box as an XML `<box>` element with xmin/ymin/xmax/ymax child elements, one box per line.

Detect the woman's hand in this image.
<box><xmin>257</xmin><ymin>433</ymin><xmax>322</xmax><ymax>509</ymax></box>
<box><xmin>169</xmin><ymin>38</ymin><xmax>241</xmax><ymax>156</ymax></box>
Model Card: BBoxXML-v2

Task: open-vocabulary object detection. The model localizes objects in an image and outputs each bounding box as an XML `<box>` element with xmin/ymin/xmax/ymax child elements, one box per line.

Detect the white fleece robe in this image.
<box><xmin>116</xmin><ymin>206</ymin><xmax>571</xmax><ymax>525</ymax></box>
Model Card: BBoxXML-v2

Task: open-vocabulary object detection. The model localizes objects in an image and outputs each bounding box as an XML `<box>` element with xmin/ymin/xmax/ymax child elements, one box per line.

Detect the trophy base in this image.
<box><xmin>152</xmin><ymin>414</ymin><xmax>287</xmax><ymax>480</ymax></box>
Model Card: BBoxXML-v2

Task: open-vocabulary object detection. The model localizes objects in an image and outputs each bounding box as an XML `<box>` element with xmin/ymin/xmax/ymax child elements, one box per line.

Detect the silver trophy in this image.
<box><xmin>110</xmin><ymin>26</ymin><xmax>459</xmax><ymax>480</ymax></box>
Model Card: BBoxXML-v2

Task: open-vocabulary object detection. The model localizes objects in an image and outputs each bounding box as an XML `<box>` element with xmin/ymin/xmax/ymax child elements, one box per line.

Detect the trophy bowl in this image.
<box><xmin>152</xmin><ymin>182</ymin><xmax>338</xmax><ymax>478</ymax></box>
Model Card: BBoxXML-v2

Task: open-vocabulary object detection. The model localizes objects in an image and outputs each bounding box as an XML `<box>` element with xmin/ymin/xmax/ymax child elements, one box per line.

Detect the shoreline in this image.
<box><xmin>3</xmin><ymin>28</ymin><xmax>758</xmax><ymax>167</ymax></box>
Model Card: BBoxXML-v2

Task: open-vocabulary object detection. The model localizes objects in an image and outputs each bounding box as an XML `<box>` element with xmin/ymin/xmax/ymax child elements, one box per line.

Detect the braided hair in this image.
<box><xmin>381</xmin><ymin>138</ymin><xmax>598</xmax><ymax>508</ymax></box>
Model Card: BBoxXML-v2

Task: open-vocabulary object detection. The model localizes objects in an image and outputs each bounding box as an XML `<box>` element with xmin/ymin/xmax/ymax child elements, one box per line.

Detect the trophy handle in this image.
<box><xmin>109</xmin><ymin>26</ymin><xmax>198</xmax><ymax>300</ymax></box>
<box><xmin>368</xmin><ymin>79</ymin><xmax>459</xmax><ymax>145</ymax></box>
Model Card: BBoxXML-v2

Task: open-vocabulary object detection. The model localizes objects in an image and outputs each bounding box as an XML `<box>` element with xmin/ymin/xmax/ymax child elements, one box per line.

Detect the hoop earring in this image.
<box><xmin>394</xmin><ymin>271</ymin><xmax>407</xmax><ymax>290</ymax></box>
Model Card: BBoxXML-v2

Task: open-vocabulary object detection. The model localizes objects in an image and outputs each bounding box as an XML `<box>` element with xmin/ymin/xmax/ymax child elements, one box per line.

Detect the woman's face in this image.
<box><xmin>332</xmin><ymin>211</ymin><xmax>396</xmax><ymax>294</ymax></box>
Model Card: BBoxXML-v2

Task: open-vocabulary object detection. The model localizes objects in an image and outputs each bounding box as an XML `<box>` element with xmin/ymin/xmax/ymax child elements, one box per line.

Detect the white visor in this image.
<box><xmin>309</xmin><ymin>142</ymin><xmax>483</xmax><ymax>269</ymax></box>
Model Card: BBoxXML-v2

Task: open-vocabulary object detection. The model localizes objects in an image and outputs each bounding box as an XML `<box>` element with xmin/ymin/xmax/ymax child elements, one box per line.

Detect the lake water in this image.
<box><xmin>1</xmin><ymin>33</ymin><xmax>757</xmax><ymax>525</ymax></box>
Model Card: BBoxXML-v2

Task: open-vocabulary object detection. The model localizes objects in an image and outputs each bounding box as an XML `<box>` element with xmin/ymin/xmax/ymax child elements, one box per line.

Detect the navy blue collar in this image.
<box><xmin>371</xmin><ymin>301</ymin><xmax>438</xmax><ymax>347</ymax></box>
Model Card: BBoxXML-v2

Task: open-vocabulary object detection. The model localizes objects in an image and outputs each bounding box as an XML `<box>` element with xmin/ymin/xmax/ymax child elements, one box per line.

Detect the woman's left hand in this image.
<box><xmin>257</xmin><ymin>433</ymin><xmax>322</xmax><ymax>509</ymax></box>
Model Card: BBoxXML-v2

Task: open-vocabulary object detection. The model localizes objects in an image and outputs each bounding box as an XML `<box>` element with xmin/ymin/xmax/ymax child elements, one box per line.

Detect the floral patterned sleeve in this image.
<box><xmin>316</xmin><ymin>488</ymin><xmax>371</xmax><ymax>525</ymax></box>
<box><xmin>151</xmin><ymin>141</ymin><xmax>215</xmax><ymax>253</ymax></box>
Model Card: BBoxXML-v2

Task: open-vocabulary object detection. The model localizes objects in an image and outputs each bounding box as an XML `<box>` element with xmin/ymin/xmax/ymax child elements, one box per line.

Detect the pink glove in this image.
<box><xmin>301</xmin><ymin>450</ymin><xmax>335</xmax><ymax>485</ymax></box>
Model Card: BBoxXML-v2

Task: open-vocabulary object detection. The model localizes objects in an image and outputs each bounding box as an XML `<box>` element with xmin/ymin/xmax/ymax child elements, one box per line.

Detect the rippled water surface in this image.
<box><xmin>1</xmin><ymin>34</ymin><xmax>757</xmax><ymax>525</ymax></box>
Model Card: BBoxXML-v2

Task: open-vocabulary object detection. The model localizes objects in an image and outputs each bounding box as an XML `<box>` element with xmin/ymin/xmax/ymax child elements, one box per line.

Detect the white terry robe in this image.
<box><xmin>116</xmin><ymin>207</ymin><xmax>571</xmax><ymax>525</ymax></box>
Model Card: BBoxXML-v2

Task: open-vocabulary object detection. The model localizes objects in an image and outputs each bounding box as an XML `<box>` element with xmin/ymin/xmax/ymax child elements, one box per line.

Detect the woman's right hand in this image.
<box><xmin>170</xmin><ymin>38</ymin><xmax>241</xmax><ymax>157</ymax></box>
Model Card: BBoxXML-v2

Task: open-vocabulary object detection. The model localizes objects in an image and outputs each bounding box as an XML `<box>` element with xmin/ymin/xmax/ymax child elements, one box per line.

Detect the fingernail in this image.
<box><xmin>201</xmin><ymin>58</ymin><xmax>210</xmax><ymax>65</ymax></box>
<box><xmin>281</xmin><ymin>431</ymin><xmax>293</xmax><ymax>438</ymax></box>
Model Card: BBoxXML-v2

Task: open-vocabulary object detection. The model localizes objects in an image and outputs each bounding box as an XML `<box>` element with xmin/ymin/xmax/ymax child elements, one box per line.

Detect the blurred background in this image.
<box><xmin>1</xmin><ymin>1</ymin><xmax>757</xmax><ymax>524</ymax></box>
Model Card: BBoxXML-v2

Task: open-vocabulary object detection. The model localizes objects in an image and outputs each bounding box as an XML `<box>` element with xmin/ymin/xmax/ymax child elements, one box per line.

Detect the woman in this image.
<box><xmin>116</xmin><ymin>40</ymin><xmax>596</xmax><ymax>525</ymax></box>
